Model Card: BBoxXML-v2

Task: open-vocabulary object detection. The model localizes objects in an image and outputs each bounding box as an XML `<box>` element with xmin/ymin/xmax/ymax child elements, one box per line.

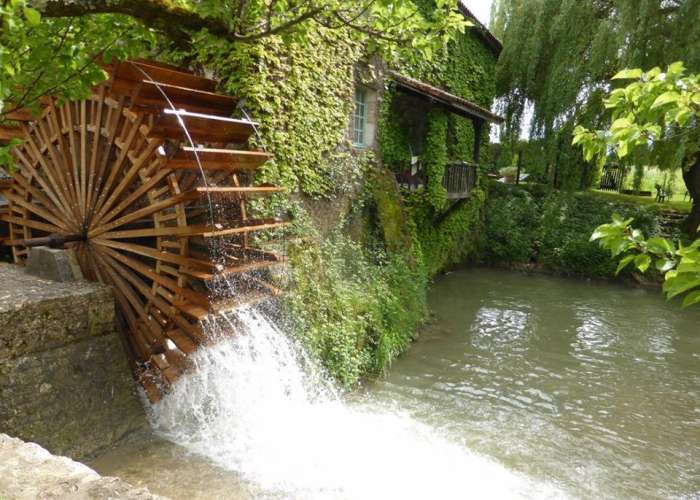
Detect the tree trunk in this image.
<box><xmin>681</xmin><ymin>153</ymin><xmax>700</xmax><ymax>236</ymax></box>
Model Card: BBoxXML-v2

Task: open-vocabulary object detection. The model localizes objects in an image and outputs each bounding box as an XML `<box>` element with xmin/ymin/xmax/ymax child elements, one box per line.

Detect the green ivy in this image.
<box><xmin>181</xmin><ymin>27</ymin><xmax>365</xmax><ymax>199</ymax></box>
<box><xmin>423</xmin><ymin>109</ymin><xmax>449</xmax><ymax>209</ymax></box>
<box><xmin>377</xmin><ymin>9</ymin><xmax>498</xmax><ymax>280</ymax></box>
<box><xmin>172</xmin><ymin>5</ymin><xmax>498</xmax><ymax>387</ymax></box>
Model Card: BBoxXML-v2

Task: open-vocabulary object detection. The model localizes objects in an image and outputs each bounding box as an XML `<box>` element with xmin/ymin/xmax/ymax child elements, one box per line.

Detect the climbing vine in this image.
<box><xmin>378</xmin><ymin>10</ymin><xmax>499</xmax><ymax>278</ymax></box>
<box><xmin>423</xmin><ymin>109</ymin><xmax>449</xmax><ymax>209</ymax></box>
<box><xmin>161</xmin><ymin>4</ymin><xmax>499</xmax><ymax>387</ymax></box>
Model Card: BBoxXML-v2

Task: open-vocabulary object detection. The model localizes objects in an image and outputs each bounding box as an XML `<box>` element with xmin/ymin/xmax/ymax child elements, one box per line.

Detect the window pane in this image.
<box><xmin>352</xmin><ymin>88</ymin><xmax>367</xmax><ymax>146</ymax></box>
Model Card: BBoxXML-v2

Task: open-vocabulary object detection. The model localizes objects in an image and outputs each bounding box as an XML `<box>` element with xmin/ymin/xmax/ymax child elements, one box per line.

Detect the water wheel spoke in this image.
<box><xmin>2</xmin><ymin>191</ymin><xmax>73</xmax><ymax>233</ymax></box>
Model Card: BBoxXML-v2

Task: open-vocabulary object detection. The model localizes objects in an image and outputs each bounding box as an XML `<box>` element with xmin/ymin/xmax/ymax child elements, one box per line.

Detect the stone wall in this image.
<box><xmin>0</xmin><ymin>433</ymin><xmax>166</xmax><ymax>499</ymax></box>
<box><xmin>0</xmin><ymin>263</ymin><xmax>146</xmax><ymax>459</ymax></box>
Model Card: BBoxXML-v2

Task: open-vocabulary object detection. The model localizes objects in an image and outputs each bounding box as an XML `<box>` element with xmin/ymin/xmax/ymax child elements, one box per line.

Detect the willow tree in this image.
<box><xmin>491</xmin><ymin>0</ymin><xmax>700</xmax><ymax>183</ymax></box>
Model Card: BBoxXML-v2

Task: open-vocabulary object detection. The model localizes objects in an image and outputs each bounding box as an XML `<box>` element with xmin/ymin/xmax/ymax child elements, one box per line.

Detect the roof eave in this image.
<box><xmin>457</xmin><ymin>3</ymin><xmax>503</xmax><ymax>57</ymax></box>
<box><xmin>389</xmin><ymin>71</ymin><xmax>504</xmax><ymax>124</ymax></box>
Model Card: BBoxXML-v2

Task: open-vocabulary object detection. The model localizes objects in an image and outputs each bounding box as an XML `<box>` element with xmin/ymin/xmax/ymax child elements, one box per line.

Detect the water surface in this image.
<box><xmin>91</xmin><ymin>269</ymin><xmax>700</xmax><ymax>499</ymax></box>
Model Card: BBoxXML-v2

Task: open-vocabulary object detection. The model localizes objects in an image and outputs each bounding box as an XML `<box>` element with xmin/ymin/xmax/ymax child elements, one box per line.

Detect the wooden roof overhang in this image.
<box><xmin>388</xmin><ymin>71</ymin><xmax>504</xmax><ymax>125</ymax></box>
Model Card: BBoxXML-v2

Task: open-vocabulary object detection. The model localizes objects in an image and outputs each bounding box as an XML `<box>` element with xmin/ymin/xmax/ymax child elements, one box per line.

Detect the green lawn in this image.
<box><xmin>590</xmin><ymin>190</ymin><xmax>692</xmax><ymax>213</ymax></box>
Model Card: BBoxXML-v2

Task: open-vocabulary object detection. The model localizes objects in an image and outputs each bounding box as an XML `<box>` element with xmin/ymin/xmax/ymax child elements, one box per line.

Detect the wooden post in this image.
<box><xmin>516</xmin><ymin>149</ymin><xmax>523</xmax><ymax>185</ymax></box>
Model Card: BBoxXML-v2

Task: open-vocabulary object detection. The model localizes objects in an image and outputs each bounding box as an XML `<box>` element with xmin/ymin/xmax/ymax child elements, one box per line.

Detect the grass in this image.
<box><xmin>590</xmin><ymin>190</ymin><xmax>692</xmax><ymax>213</ymax></box>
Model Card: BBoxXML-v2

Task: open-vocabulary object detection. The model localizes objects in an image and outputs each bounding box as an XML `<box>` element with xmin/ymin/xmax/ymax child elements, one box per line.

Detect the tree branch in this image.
<box><xmin>36</xmin><ymin>0</ymin><xmax>324</xmax><ymax>43</ymax></box>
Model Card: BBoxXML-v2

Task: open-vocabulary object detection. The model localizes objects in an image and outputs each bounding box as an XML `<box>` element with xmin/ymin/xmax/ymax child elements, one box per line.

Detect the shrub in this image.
<box><xmin>481</xmin><ymin>183</ymin><xmax>540</xmax><ymax>263</ymax></box>
<box><xmin>482</xmin><ymin>182</ymin><xmax>661</xmax><ymax>277</ymax></box>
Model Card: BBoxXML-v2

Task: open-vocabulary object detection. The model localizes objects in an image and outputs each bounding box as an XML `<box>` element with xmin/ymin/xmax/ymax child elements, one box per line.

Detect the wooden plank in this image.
<box><xmin>110</xmin><ymin>60</ymin><xmax>217</xmax><ymax>93</ymax></box>
<box><xmin>89</xmin><ymin>189</ymin><xmax>191</xmax><ymax>238</ymax></box>
<box><xmin>126</xmin><ymin>80</ymin><xmax>238</xmax><ymax>116</ymax></box>
<box><xmin>11</xmin><ymin>149</ymin><xmax>77</xmax><ymax>232</ymax></box>
<box><xmin>93</xmin><ymin>238</ymin><xmax>218</xmax><ymax>271</ymax></box>
<box><xmin>180</xmin><ymin>258</ymin><xmax>284</xmax><ymax>281</ymax></box>
<box><xmin>90</xmin><ymin>111</ymin><xmax>145</xmax><ymax>217</ymax></box>
<box><xmin>9</xmin><ymin>172</ymin><xmax>78</xmax><ymax>232</ymax></box>
<box><xmin>2</xmin><ymin>191</ymin><xmax>72</xmax><ymax>233</ymax></box>
<box><xmin>24</xmin><ymin>122</ymin><xmax>78</xmax><ymax>221</ymax></box>
<box><xmin>192</xmin><ymin>186</ymin><xmax>284</xmax><ymax>196</ymax></box>
<box><xmin>99</xmin><ymin>244</ymin><xmax>210</xmax><ymax>309</ymax></box>
<box><xmin>0</xmin><ymin>126</ymin><xmax>25</xmax><ymax>141</ymax></box>
<box><xmin>3</xmin><ymin>108</ymin><xmax>36</xmax><ymax>121</ymax></box>
<box><xmin>166</xmin><ymin>147</ymin><xmax>271</xmax><ymax>171</ymax></box>
<box><xmin>172</xmin><ymin>300</ymin><xmax>209</xmax><ymax>321</ymax></box>
<box><xmin>2</xmin><ymin>214</ymin><xmax>61</xmax><ymax>234</ymax></box>
<box><xmin>148</xmin><ymin>110</ymin><xmax>256</xmax><ymax>143</ymax></box>
<box><xmin>94</xmin><ymin>167</ymin><xmax>172</xmax><ymax>226</ymax></box>
<box><xmin>91</xmin><ymin>138</ymin><xmax>161</xmax><ymax>224</ymax></box>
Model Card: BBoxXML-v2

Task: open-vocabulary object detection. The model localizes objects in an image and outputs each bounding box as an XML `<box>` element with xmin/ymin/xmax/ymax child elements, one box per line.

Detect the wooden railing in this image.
<box><xmin>395</xmin><ymin>161</ymin><xmax>478</xmax><ymax>199</ymax></box>
<box><xmin>442</xmin><ymin>162</ymin><xmax>477</xmax><ymax>199</ymax></box>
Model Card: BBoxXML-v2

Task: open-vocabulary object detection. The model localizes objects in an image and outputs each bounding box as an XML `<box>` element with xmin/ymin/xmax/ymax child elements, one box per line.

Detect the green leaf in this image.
<box><xmin>616</xmin><ymin>254</ymin><xmax>636</xmax><ymax>275</ymax></box>
<box><xmin>651</xmin><ymin>91</ymin><xmax>680</xmax><ymax>109</ymax></box>
<box><xmin>647</xmin><ymin>237</ymin><xmax>674</xmax><ymax>255</ymax></box>
<box><xmin>611</xmin><ymin>117</ymin><xmax>632</xmax><ymax>130</ymax></box>
<box><xmin>663</xmin><ymin>273</ymin><xmax>700</xmax><ymax>299</ymax></box>
<box><xmin>618</xmin><ymin>140</ymin><xmax>629</xmax><ymax>157</ymax></box>
<box><xmin>667</xmin><ymin>61</ymin><xmax>685</xmax><ymax>77</ymax></box>
<box><xmin>612</xmin><ymin>68</ymin><xmax>643</xmax><ymax>80</ymax></box>
<box><xmin>655</xmin><ymin>258</ymin><xmax>676</xmax><ymax>273</ymax></box>
<box><xmin>682</xmin><ymin>290</ymin><xmax>700</xmax><ymax>308</ymax></box>
<box><xmin>634</xmin><ymin>254</ymin><xmax>651</xmax><ymax>273</ymax></box>
<box><xmin>22</xmin><ymin>6</ymin><xmax>40</xmax><ymax>26</ymax></box>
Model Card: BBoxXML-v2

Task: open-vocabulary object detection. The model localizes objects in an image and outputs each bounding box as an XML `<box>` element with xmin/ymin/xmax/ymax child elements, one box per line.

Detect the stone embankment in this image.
<box><xmin>0</xmin><ymin>262</ymin><xmax>146</xmax><ymax>458</ymax></box>
<box><xmin>0</xmin><ymin>433</ymin><xmax>167</xmax><ymax>499</ymax></box>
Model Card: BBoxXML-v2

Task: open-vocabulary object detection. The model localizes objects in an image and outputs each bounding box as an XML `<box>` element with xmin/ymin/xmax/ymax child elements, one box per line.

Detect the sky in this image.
<box><xmin>464</xmin><ymin>0</ymin><xmax>494</xmax><ymax>26</ymax></box>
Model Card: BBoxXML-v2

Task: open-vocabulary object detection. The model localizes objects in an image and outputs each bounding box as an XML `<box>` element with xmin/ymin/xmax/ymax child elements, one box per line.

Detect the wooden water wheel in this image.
<box><xmin>0</xmin><ymin>60</ymin><xmax>288</xmax><ymax>401</ymax></box>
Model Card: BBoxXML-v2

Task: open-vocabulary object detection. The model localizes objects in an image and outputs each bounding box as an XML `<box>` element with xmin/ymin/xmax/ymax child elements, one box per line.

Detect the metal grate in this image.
<box><xmin>442</xmin><ymin>162</ymin><xmax>477</xmax><ymax>199</ymax></box>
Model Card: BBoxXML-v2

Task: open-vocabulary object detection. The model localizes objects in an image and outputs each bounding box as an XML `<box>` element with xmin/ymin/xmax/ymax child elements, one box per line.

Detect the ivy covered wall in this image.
<box><xmin>178</xmin><ymin>6</ymin><xmax>499</xmax><ymax>387</ymax></box>
<box><xmin>378</xmin><ymin>16</ymin><xmax>499</xmax><ymax>276</ymax></box>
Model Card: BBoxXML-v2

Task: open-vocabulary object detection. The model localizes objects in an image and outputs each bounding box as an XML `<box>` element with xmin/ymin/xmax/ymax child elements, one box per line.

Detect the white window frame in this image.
<box><xmin>352</xmin><ymin>87</ymin><xmax>367</xmax><ymax>147</ymax></box>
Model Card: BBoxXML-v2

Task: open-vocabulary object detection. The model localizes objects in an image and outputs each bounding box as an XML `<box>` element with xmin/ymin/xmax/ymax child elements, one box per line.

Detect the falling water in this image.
<box><xmin>148</xmin><ymin>305</ymin><xmax>566</xmax><ymax>500</ymax></box>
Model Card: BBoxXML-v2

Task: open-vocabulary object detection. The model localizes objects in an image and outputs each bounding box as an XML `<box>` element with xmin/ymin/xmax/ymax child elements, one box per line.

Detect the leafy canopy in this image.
<box><xmin>0</xmin><ymin>0</ymin><xmax>470</xmax><ymax>121</ymax></box>
<box><xmin>573</xmin><ymin>62</ymin><xmax>700</xmax><ymax>172</ymax></box>
<box><xmin>0</xmin><ymin>0</ymin><xmax>155</xmax><ymax>118</ymax></box>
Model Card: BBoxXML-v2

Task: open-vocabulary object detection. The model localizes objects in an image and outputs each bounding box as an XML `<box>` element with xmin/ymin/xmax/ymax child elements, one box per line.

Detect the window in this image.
<box><xmin>352</xmin><ymin>87</ymin><xmax>367</xmax><ymax>147</ymax></box>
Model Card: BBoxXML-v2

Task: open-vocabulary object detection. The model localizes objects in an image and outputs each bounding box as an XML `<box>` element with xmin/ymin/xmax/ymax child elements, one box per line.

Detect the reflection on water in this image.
<box><xmin>91</xmin><ymin>269</ymin><xmax>700</xmax><ymax>499</ymax></box>
<box><xmin>371</xmin><ymin>269</ymin><xmax>700</xmax><ymax>500</ymax></box>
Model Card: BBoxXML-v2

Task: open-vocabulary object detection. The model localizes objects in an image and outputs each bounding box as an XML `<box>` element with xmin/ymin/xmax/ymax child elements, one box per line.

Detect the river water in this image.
<box><xmin>90</xmin><ymin>268</ymin><xmax>700</xmax><ymax>499</ymax></box>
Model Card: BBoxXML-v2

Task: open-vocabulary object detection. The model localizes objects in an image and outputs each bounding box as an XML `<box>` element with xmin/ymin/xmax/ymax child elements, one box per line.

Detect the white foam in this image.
<box><xmin>149</xmin><ymin>306</ymin><xmax>566</xmax><ymax>499</ymax></box>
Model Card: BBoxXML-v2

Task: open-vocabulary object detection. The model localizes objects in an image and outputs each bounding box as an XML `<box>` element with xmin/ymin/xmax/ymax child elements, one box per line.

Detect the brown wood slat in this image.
<box><xmin>166</xmin><ymin>147</ymin><xmax>271</xmax><ymax>171</ymax></box>
<box><xmin>127</xmin><ymin>80</ymin><xmax>238</xmax><ymax>117</ymax></box>
<box><xmin>110</xmin><ymin>60</ymin><xmax>217</xmax><ymax>93</ymax></box>
<box><xmin>148</xmin><ymin>110</ymin><xmax>256</xmax><ymax>143</ymax></box>
<box><xmin>180</xmin><ymin>258</ymin><xmax>285</xmax><ymax>281</ymax></box>
<box><xmin>192</xmin><ymin>186</ymin><xmax>284</xmax><ymax>196</ymax></box>
<box><xmin>98</xmin><ymin>220</ymin><xmax>289</xmax><ymax>240</ymax></box>
<box><xmin>165</xmin><ymin>329</ymin><xmax>197</xmax><ymax>355</ymax></box>
<box><xmin>172</xmin><ymin>300</ymin><xmax>209</xmax><ymax>321</ymax></box>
